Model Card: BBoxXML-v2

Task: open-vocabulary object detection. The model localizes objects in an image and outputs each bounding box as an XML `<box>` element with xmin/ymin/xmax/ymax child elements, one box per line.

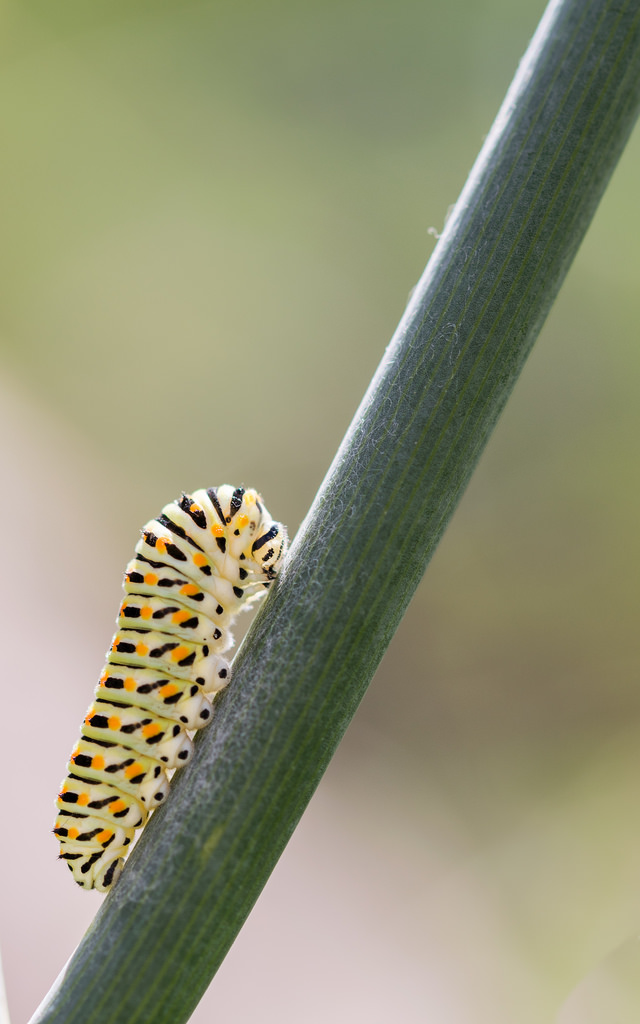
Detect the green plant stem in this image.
<box><xmin>31</xmin><ymin>1</ymin><xmax>640</xmax><ymax>1022</ymax></box>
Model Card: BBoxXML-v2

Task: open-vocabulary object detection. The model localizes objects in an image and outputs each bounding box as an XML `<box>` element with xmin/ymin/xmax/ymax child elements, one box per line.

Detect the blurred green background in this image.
<box><xmin>1</xmin><ymin>1</ymin><xmax>639</xmax><ymax>1022</ymax></box>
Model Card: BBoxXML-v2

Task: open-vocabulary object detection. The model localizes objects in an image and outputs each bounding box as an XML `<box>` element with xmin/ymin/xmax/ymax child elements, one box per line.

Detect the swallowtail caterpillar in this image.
<box><xmin>54</xmin><ymin>485</ymin><xmax>288</xmax><ymax>891</ymax></box>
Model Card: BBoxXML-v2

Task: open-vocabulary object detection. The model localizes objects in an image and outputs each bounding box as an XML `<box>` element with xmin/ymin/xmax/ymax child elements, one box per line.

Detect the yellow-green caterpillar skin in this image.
<box><xmin>54</xmin><ymin>486</ymin><xmax>287</xmax><ymax>892</ymax></box>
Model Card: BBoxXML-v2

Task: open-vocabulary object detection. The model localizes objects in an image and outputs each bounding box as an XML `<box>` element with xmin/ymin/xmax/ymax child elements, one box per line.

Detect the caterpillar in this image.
<box><xmin>54</xmin><ymin>485</ymin><xmax>288</xmax><ymax>892</ymax></box>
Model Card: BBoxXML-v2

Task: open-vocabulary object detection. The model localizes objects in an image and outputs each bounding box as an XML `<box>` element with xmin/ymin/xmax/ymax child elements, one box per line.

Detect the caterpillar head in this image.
<box><xmin>251</xmin><ymin>517</ymin><xmax>288</xmax><ymax>581</ymax></box>
<box><xmin>212</xmin><ymin>485</ymin><xmax>288</xmax><ymax>583</ymax></box>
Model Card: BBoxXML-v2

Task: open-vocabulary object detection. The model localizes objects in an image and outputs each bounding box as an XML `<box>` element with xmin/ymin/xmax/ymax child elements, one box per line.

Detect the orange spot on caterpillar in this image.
<box><xmin>192</xmin><ymin>553</ymin><xmax>208</xmax><ymax>567</ymax></box>
<box><xmin>93</xmin><ymin>755</ymin><xmax>106</xmax><ymax>770</ymax></box>
<box><xmin>144</xmin><ymin>572</ymin><xmax>158</xmax><ymax>586</ymax></box>
<box><xmin>180</xmin><ymin>583</ymin><xmax>198</xmax><ymax>596</ymax></box>
<box><xmin>140</xmin><ymin>605</ymin><xmax>153</xmax><ymax>620</ymax></box>
<box><xmin>77</xmin><ymin>792</ymin><xmax>89</xmax><ymax>806</ymax></box>
<box><xmin>136</xmin><ymin>642</ymin><xmax>149</xmax><ymax>656</ymax></box>
<box><xmin>210</xmin><ymin>524</ymin><xmax>224</xmax><ymax>537</ymax></box>
<box><xmin>68</xmin><ymin>828</ymin><xmax>79</xmax><ymax>840</ymax></box>
<box><xmin>97</xmin><ymin>829</ymin><xmax>112</xmax><ymax>844</ymax></box>
<box><xmin>236</xmin><ymin>514</ymin><xmax>249</xmax><ymax>529</ymax></box>
<box><xmin>142</xmin><ymin>723</ymin><xmax>161</xmax><ymax>738</ymax></box>
<box><xmin>171</xmin><ymin>645</ymin><xmax>190</xmax><ymax>662</ymax></box>
<box><xmin>110</xmin><ymin>799</ymin><xmax>126</xmax><ymax>814</ymax></box>
<box><xmin>171</xmin><ymin>610</ymin><xmax>191</xmax><ymax>624</ymax></box>
<box><xmin>159</xmin><ymin>683</ymin><xmax>179</xmax><ymax>698</ymax></box>
<box><xmin>189</xmin><ymin>502</ymin><xmax>202</xmax><ymax>514</ymax></box>
<box><xmin>107</xmin><ymin>716</ymin><xmax>121</xmax><ymax>731</ymax></box>
<box><xmin>124</xmin><ymin>677</ymin><xmax>136</xmax><ymax>691</ymax></box>
<box><xmin>156</xmin><ymin>538</ymin><xmax>167</xmax><ymax>554</ymax></box>
<box><xmin>125</xmin><ymin>762</ymin><xmax>144</xmax><ymax>779</ymax></box>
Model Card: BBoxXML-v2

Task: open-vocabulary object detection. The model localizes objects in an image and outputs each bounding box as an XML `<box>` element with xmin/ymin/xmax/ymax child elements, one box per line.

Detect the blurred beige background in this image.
<box><xmin>1</xmin><ymin>2</ymin><xmax>639</xmax><ymax>1022</ymax></box>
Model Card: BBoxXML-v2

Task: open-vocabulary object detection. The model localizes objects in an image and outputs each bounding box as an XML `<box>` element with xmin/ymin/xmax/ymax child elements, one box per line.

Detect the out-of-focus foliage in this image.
<box><xmin>1</xmin><ymin>2</ymin><xmax>639</xmax><ymax>1023</ymax></box>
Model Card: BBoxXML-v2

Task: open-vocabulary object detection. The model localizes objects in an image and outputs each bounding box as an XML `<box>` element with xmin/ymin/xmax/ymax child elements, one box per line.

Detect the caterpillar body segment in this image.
<box><xmin>67</xmin><ymin>738</ymin><xmax>171</xmax><ymax>807</ymax></box>
<box><xmin>56</xmin><ymin>777</ymin><xmax>146</xmax><ymax>829</ymax></box>
<box><xmin>97</xmin><ymin>666</ymin><xmax>214</xmax><ymax>727</ymax></box>
<box><xmin>55</xmin><ymin>485</ymin><xmax>288</xmax><ymax>892</ymax></box>
<box><xmin>123</xmin><ymin>557</ymin><xmax>233</xmax><ymax>630</ymax></box>
<box><xmin>81</xmin><ymin>699</ymin><xmax>195</xmax><ymax>766</ymax></box>
<box><xmin>116</xmin><ymin>594</ymin><xmax>227</xmax><ymax>645</ymax></box>
<box><xmin>108</xmin><ymin>628</ymin><xmax>217</xmax><ymax>682</ymax></box>
<box><xmin>54</xmin><ymin>813</ymin><xmax>134</xmax><ymax>849</ymax></box>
